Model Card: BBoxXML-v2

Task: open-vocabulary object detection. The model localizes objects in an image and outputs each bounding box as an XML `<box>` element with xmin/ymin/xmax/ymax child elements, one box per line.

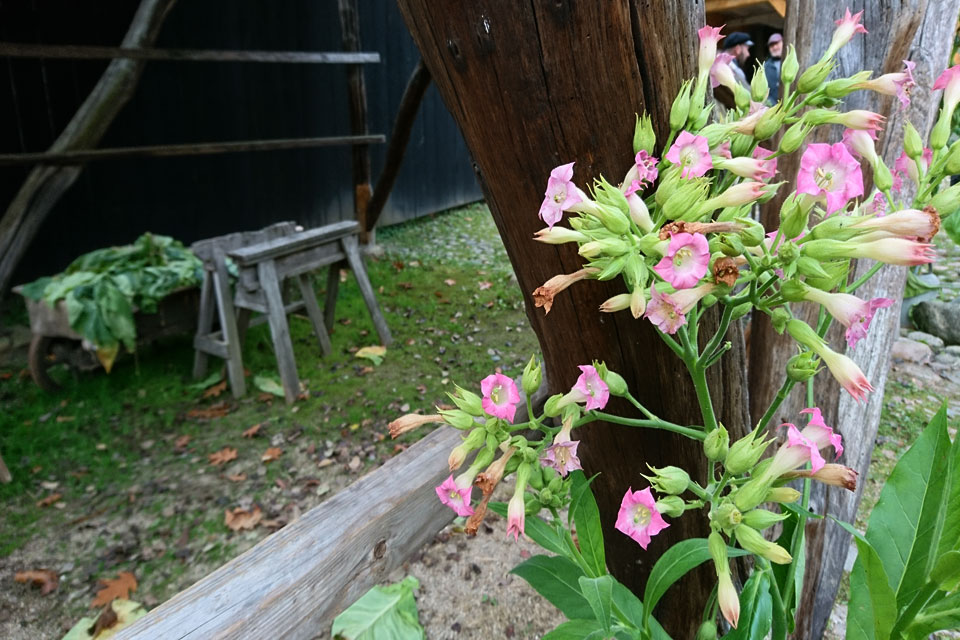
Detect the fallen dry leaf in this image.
<box><xmin>444</xmin><ymin>278</ymin><xmax>457</xmax><ymax>286</ymax></box>
<box><xmin>91</xmin><ymin>571</ymin><xmax>137</xmax><ymax>607</ymax></box>
<box><xmin>260</xmin><ymin>518</ymin><xmax>285</xmax><ymax>530</ymax></box>
<box><xmin>226</xmin><ymin>472</ymin><xmax>247</xmax><ymax>483</ymax></box>
<box><xmin>242</xmin><ymin>423</ymin><xmax>262</xmax><ymax>438</ymax></box>
<box><xmin>186</xmin><ymin>401</ymin><xmax>232</xmax><ymax>420</ymax></box>
<box><xmin>202</xmin><ymin>380</ymin><xmax>228</xmax><ymax>399</ymax></box>
<box><xmin>348</xmin><ymin>456</ymin><xmax>362</xmax><ymax>472</ymax></box>
<box><xmin>208</xmin><ymin>447</ymin><xmax>238</xmax><ymax>466</ymax></box>
<box><xmin>224</xmin><ymin>505</ymin><xmax>262</xmax><ymax>531</ymax></box>
<box><xmin>261</xmin><ymin>447</ymin><xmax>283</xmax><ymax>463</ymax></box>
<box><xmin>90</xmin><ymin>602</ymin><xmax>119</xmax><ymax>636</ymax></box>
<box><xmin>36</xmin><ymin>493</ymin><xmax>62</xmax><ymax>508</ymax></box>
<box><xmin>478</xmin><ymin>281</ymin><xmax>493</xmax><ymax>290</ymax></box>
<box><xmin>397</xmin><ymin>281</ymin><xmax>413</xmax><ymax>290</ymax></box>
<box><xmin>257</xmin><ymin>392</ymin><xmax>275</xmax><ymax>403</ymax></box>
<box><xmin>14</xmin><ymin>569</ymin><xmax>59</xmax><ymax>595</ymax></box>
<box><xmin>174</xmin><ymin>434</ymin><xmax>191</xmax><ymax>450</ymax></box>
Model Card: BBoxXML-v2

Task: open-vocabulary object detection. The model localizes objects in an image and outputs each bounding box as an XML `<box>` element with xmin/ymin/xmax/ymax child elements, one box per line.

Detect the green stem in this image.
<box><xmin>689</xmin><ymin>362</ymin><xmax>719</xmax><ymax>433</ymax></box>
<box><xmin>756</xmin><ymin>378</ymin><xmax>797</xmax><ymax>431</ymax></box>
<box><xmin>581</xmin><ymin>411</ymin><xmax>706</xmax><ymax>440</ymax></box>
<box><xmin>891</xmin><ymin>581</ymin><xmax>944</xmax><ymax>638</ymax></box>
<box><xmin>847</xmin><ymin>261</ymin><xmax>885</xmax><ymax>294</ymax></box>
<box><xmin>699</xmin><ymin>302</ymin><xmax>734</xmax><ymax>367</ymax></box>
<box><xmin>687</xmin><ymin>481</ymin><xmax>711</xmax><ymax>501</ymax></box>
<box><xmin>626</xmin><ymin>392</ymin><xmax>659</xmax><ymax>421</ymax></box>
<box><xmin>760</xmin><ymin>559</ymin><xmax>788</xmax><ymax>640</ymax></box>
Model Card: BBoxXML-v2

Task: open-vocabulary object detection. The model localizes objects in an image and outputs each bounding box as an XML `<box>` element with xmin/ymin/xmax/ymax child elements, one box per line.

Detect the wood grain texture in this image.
<box><xmin>394</xmin><ymin>2</ymin><xmax>751</xmax><ymax>636</ymax></box>
<box><xmin>0</xmin><ymin>42</ymin><xmax>381</xmax><ymax>64</ymax></box>
<box><xmin>115</xmin><ymin>427</ymin><xmax>466</xmax><ymax>640</ymax></box>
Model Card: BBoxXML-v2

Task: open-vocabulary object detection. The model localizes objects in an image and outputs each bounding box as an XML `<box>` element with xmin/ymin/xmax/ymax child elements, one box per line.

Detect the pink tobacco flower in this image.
<box><xmin>710</xmin><ymin>52</ymin><xmax>738</xmax><ymax>91</ymax></box>
<box><xmin>796</xmin><ymin>142</ymin><xmax>864</xmax><ymax>215</ymax></box>
<box><xmin>698</xmin><ymin>25</ymin><xmax>725</xmax><ymax>76</ymax></box>
<box><xmin>710</xmin><ymin>181</ymin><xmax>768</xmax><ymax>208</ymax></box>
<box><xmin>820</xmin><ymin>348</ymin><xmax>873</xmax><ymax>402</ymax></box>
<box><xmin>836</xmin><ymin>110</ymin><xmax>885</xmax><ymax>132</ymax></box>
<box><xmin>506</xmin><ymin>492</ymin><xmax>525</xmax><ymax>541</ymax></box>
<box><xmin>801</xmin><ymin>287</ymin><xmax>894</xmax><ymax>348</ymax></box>
<box><xmin>800</xmin><ymin>407</ymin><xmax>844</xmax><ymax>457</ymax></box>
<box><xmin>436</xmin><ymin>474</ymin><xmax>474</xmax><ymax>517</ymax></box>
<box><xmin>826</xmin><ymin>8</ymin><xmax>868</xmax><ymax>58</ymax></box>
<box><xmin>666</xmin><ymin>131</ymin><xmax>713</xmax><ymax>178</ymax></box>
<box><xmin>752</xmin><ymin>146</ymin><xmax>778</xmax><ymax>179</ymax></box>
<box><xmin>848</xmin><ymin>237</ymin><xmax>936</xmax><ymax>266</ymax></box>
<box><xmin>842</xmin><ymin>128</ymin><xmax>879</xmax><ymax>164</ymax></box>
<box><xmin>852</xmin><ymin>207</ymin><xmax>941</xmax><ymax>242</ymax></box>
<box><xmin>541</xmin><ymin>440</ymin><xmax>582</xmax><ymax>477</ymax></box>
<box><xmin>858</xmin><ymin>60</ymin><xmax>916</xmax><ymax>109</ymax></box>
<box><xmin>892</xmin><ymin>149</ymin><xmax>932</xmax><ymax>192</ymax></box>
<box><xmin>716</xmin><ymin>157</ymin><xmax>773</xmax><ymax>181</ymax></box>
<box><xmin>654</xmin><ymin>232</ymin><xmax>710</xmax><ymax>289</ymax></box>
<box><xmin>615</xmin><ymin>486</ymin><xmax>670</xmax><ymax>549</ymax></box>
<box><xmin>480</xmin><ymin>373</ymin><xmax>521</xmax><ymax>423</ymax></box>
<box><xmin>766</xmin><ymin>407</ymin><xmax>843</xmax><ymax>478</ymax></box>
<box><xmin>644</xmin><ymin>285</ymin><xmax>687</xmax><ymax>334</ymax></box>
<box><xmin>718</xmin><ymin>573</ymin><xmax>740</xmax><ymax>629</ymax></box>
<box><xmin>539</xmin><ymin>162</ymin><xmax>585</xmax><ymax>229</ymax></box>
<box><xmin>934</xmin><ymin>64</ymin><xmax>960</xmax><ymax>117</ymax></box>
<box><xmin>863</xmin><ymin>191</ymin><xmax>887</xmax><ymax>216</ymax></box>
<box><xmin>731</xmin><ymin>105</ymin><xmax>769</xmax><ymax>136</ymax></box>
<box><xmin>570</xmin><ymin>364</ymin><xmax>610</xmax><ymax>411</ymax></box>
<box><xmin>669</xmin><ymin>282</ymin><xmax>719</xmax><ymax>314</ymax></box>
<box><xmin>714</xmin><ymin>141</ymin><xmax>733</xmax><ymax>159</ymax></box>
<box><xmin>625</xmin><ymin>150</ymin><xmax>659</xmax><ymax>191</ymax></box>
<box><xmin>533</xmin><ymin>267</ymin><xmax>598</xmax><ymax>314</ymax></box>
<box><xmin>785</xmin><ymin>463</ymin><xmax>859</xmax><ymax>491</ymax></box>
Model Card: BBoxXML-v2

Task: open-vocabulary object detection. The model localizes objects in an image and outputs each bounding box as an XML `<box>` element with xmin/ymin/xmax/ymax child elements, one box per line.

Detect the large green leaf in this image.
<box><xmin>865</xmin><ymin>405</ymin><xmax>951</xmax><ymax>607</ymax></box>
<box><xmin>771</xmin><ymin>509</ymin><xmax>805</xmax><ymax>632</ymax></box>
<box><xmin>569</xmin><ymin>471</ymin><xmax>606</xmax><ymax>577</ymax></box>
<box><xmin>542</xmin><ymin>619</ymin><xmax>607</xmax><ymax>640</ymax></box>
<box><xmin>935</xmin><ymin>410</ymin><xmax>960</xmax><ymax>561</ymax></box>
<box><xmin>722</xmin><ymin>570</ymin><xmax>767</xmax><ymax>640</ymax></box>
<box><xmin>331</xmin><ymin>576</ymin><xmax>424</xmax><ymax>640</ymax></box>
<box><xmin>837</xmin><ymin>520</ymin><xmax>897</xmax><ymax>640</ymax></box>
<box><xmin>903</xmin><ymin>591</ymin><xmax>960</xmax><ymax>639</ymax></box>
<box><xmin>611</xmin><ymin>580</ymin><xmax>672</xmax><ymax>640</ymax></box>
<box><xmin>511</xmin><ymin>554</ymin><xmax>593</xmax><ymax>619</ymax></box>
<box><xmin>943</xmin><ymin>211</ymin><xmax>960</xmax><ymax>247</ymax></box>
<box><xmin>487</xmin><ymin>503</ymin><xmax>568</xmax><ymax>557</ymax></box>
<box><xmin>643</xmin><ymin>537</ymin><xmax>749</xmax><ymax>630</ymax></box>
<box><xmin>578</xmin><ymin>575</ymin><xmax>614</xmax><ymax>633</ymax></box>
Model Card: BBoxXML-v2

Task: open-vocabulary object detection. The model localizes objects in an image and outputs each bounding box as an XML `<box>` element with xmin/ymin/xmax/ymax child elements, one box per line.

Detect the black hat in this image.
<box><xmin>723</xmin><ymin>32</ymin><xmax>754</xmax><ymax>49</ymax></box>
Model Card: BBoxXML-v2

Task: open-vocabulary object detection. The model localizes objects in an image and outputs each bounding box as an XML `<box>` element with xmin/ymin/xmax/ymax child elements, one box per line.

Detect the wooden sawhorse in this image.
<box><xmin>191</xmin><ymin>220</ymin><xmax>391</xmax><ymax>404</ymax></box>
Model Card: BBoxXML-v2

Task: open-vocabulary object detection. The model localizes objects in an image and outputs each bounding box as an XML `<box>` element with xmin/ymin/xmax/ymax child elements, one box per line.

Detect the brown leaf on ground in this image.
<box><xmin>91</xmin><ymin>571</ymin><xmax>137</xmax><ymax>607</ymax></box>
<box><xmin>260</xmin><ymin>518</ymin><xmax>286</xmax><ymax>530</ymax></box>
<box><xmin>36</xmin><ymin>493</ymin><xmax>62</xmax><ymax>508</ymax></box>
<box><xmin>90</xmin><ymin>602</ymin><xmax>119</xmax><ymax>635</ymax></box>
<box><xmin>478</xmin><ymin>281</ymin><xmax>493</xmax><ymax>290</ymax></box>
<box><xmin>226</xmin><ymin>473</ymin><xmax>247</xmax><ymax>483</ymax></box>
<box><xmin>208</xmin><ymin>447</ymin><xmax>238</xmax><ymax>466</ymax></box>
<box><xmin>186</xmin><ymin>401</ymin><xmax>231</xmax><ymax>420</ymax></box>
<box><xmin>202</xmin><ymin>380</ymin><xmax>228</xmax><ymax>399</ymax></box>
<box><xmin>257</xmin><ymin>392</ymin><xmax>275</xmax><ymax>403</ymax></box>
<box><xmin>444</xmin><ymin>278</ymin><xmax>456</xmax><ymax>286</ymax></box>
<box><xmin>56</xmin><ymin>415</ymin><xmax>75</xmax><ymax>423</ymax></box>
<box><xmin>174</xmin><ymin>435</ymin><xmax>191</xmax><ymax>450</ymax></box>
<box><xmin>242</xmin><ymin>423</ymin><xmax>262</xmax><ymax>438</ymax></box>
<box><xmin>14</xmin><ymin>569</ymin><xmax>59</xmax><ymax>595</ymax></box>
<box><xmin>224</xmin><ymin>505</ymin><xmax>262</xmax><ymax>531</ymax></box>
<box><xmin>397</xmin><ymin>281</ymin><xmax>413</xmax><ymax>290</ymax></box>
<box><xmin>261</xmin><ymin>447</ymin><xmax>283</xmax><ymax>463</ymax></box>
<box><xmin>358</xmin><ymin>366</ymin><xmax>374</xmax><ymax>375</ymax></box>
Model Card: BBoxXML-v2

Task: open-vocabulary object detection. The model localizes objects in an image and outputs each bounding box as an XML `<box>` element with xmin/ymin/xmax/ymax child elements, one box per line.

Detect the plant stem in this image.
<box><xmin>700</xmin><ymin>302</ymin><xmax>734</xmax><ymax>367</ymax></box>
<box><xmin>626</xmin><ymin>392</ymin><xmax>659</xmax><ymax>421</ymax></box>
<box><xmin>580</xmin><ymin>411</ymin><xmax>707</xmax><ymax>440</ymax></box>
<box><xmin>760</xmin><ymin>559</ymin><xmax>788</xmax><ymax>640</ymax></box>
<box><xmin>847</xmin><ymin>261</ymin><xmax>885</xmax><ymax>293</ymax></box>
<box><xmin>756</xmin><ymin>378</ymin><xmax>797</xmax><ymax>431</ymax></box>
<box><xmin>688</xmin><ymin>362</ymin><xmax>719</xmax><ymax>433</ymax></box>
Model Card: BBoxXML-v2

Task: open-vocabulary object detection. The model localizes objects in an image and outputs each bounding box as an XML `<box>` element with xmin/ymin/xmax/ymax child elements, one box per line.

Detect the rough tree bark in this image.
<box><xmin>0</xmin><ymin>0</ymin><xmax>177</xmax><ymax>298</ymax></box>
<box><xmin>395</xmin><ymin>2</ymin><xmax>751</xmax><ymax>637</ymax></box>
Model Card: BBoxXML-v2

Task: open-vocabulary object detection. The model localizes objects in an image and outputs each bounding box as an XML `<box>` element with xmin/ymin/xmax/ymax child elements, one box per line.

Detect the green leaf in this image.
<box><xmin>748</xmin><ymin>574</ymin><xmax>773</xmax><ymax>640</ymax></box>
<box><xmin>569</xmin><ymin>471</ymin><xmax>606</xmax><ymax>576</ymax></box>
<box><xmin>903</xmin><ymin>591</ymin><xmax>960</xmax><ymax>639</ymax></box>
<box><xmin>865</xmin><ymin>405</ymin><xmax>951</xmax><ymax>607</ymax></box>
<box><xmin>578</xmin><ymin>575</ymin><xmax>614</xmax><ymax>633</ymax></box>
<box><xmin>771</xmin><ymin>510</ymin><xmax>804</xmax><ymax>632</ymax></box>
<box><xmin>254</xmin><ymin>374</ymin><xmax>286</xmax><ymax>397</ymax></box>
<box><xmin>836</xmin><ymin>519</ymin><xmax>896</xmax><ymax>640</ymax></box>
<box><xmin>511</xmin><ymin>554</ymin><xmax>593</xmax><ymax>619</ymax></box>
<box><xmin>943</xmin><ymin>211</ymin><xmax>960</xmax><ymax>246</ymax></box>
<box><xmin>188</xmin><ymin>371</ymin><xmax>225</xmax><ymax>392</ymax></box>
<box><xmin>930</xmin><ymin>550</ymin><xmax>960</xmax><ymax>592</ymax></box>
<box><xmin>935</xmin><ymin>408</ymin><xmax>960</xmax><ymax>561</ymax></box>
<box><xmin>611</xmin><ymin>580</ymin><xmax>672</xmax><ymax>640</ymax></box>
<box><xmin>331</xmin><ymin>576</ymin><xmax>424</xmax><ymax>640</ymax></box>
<box><xmin>723</xmin><ymin>570</ymin><xmax>766</xmax><ymax>640</ymax></box>
<box><xmin>486</xmin><ymin>504</ymin><xmax>569</xmax><ymax>557</ymax></box>
<box><xmin>543</xmin><ymin>619</ymin><xmax>607</xmax><ymax>640</ymax></box>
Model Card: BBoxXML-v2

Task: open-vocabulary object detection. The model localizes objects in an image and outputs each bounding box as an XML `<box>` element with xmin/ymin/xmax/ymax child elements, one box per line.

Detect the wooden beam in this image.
<box><xmin>705</xmin><ymin>0</ymin><xmax>778</xmax><ymax>13</ymax></box>
<box><xmin>0</xmin><ymin>42</ymin><xmax>380</xmax><ymax>64</ymax></box>
<box><xmin>769</xmin><ymin>0</ymin><xmax>786</xmax><ymax>17</ymax></box>
<box><xmin>114</xmin><ymin>426</ymin><xmax>464</xmax><ymax>639</ymax></box>
<box><xmin>0</xmin><ymin>136</ymin><xmax>385</xmax><ymax>167</ymax></box>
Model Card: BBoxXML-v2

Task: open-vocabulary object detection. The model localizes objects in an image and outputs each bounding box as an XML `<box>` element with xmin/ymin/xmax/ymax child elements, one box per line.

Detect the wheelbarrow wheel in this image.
<box><xmin>28</xmin><ymin>335</ymin><xmax>64</xmax><ymax>392</ymax></box>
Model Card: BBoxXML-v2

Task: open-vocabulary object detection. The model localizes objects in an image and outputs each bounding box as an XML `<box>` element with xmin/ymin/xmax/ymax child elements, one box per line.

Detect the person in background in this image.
<box><xmin>764</xmin><ymin>33</ymin><xmax>783</xmax><ymax>105</ymax></box>
<box><xmin>721</xmin><ymin>31</ymin><xmax>754</xmax><ymax>88</ymax></box>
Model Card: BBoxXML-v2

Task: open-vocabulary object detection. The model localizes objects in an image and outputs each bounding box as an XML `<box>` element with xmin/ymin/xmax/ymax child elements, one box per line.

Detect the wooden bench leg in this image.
<box><xmin>342</xmin><ymin>235</ymin><xmax>393</xmax><ymax>346</ymax></box>
<box><xmin>258</xmin><ymin>259</ymin><xmax>300</xmax><ymax>404</ymax></box>
<box><xmin>296</xmin><ymin>274</ymin><xmax>333</xmax><ymax>355</ymax></box>
<box><xmin>237</xmin><ymin>308</ymin><xmax>253</xmax><ymax>346</ymax></box>
<box><xmin>213</xmin><ymin>249</ymin><xmax>246</xmax><ymax>398</ymax></box>
<box><xmin>192</xmin><ymin>269</ymin><xmax>216</xmax><ymax>379</ymax></box>
<box><xmin>323</xmin><ymin>261</ymin><xmax>343</xmax><ymax>332</ymax></box>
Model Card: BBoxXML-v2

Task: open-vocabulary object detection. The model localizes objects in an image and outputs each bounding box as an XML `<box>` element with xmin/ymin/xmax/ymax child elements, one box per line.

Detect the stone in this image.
<box><xmin>946</xmin><ymin>345</ymin><xmax>960</xmax><ymax>357</ymax></box>
<box><xmin>891</xmin><ymin>338</ymin><xmax>933</xmax><ymax>364</ymax></box>
<box><xmin>907</xmin><ymin>330</ymin><xmax>945</xmax><ymax>351</ymax></box>
<box><xmin>912</xmin><ymin>299</ymin><xmax>960</xmax><ymax>346</ymax></box>
<box><xmin>934</xmin><ymin>352</ymin><xmax>959</xmax><ymax>368</ymax></box>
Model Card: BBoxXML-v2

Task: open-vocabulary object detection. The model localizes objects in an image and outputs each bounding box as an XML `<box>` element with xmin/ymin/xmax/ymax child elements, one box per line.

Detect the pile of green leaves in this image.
<box><xmin>20</xmin><ymin>233</ymin><xmax>202</xmax><ymax>362</ymax></box>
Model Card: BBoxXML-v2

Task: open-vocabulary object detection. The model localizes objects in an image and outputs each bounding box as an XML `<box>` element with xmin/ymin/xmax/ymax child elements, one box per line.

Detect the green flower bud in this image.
<box><xmin>754</xmin><ymin>102</ymin><xmax>785</xmax><ymax>140</ymax></box>
<box><xmin>524</xmin><ymin>497</ymin><xmax>543</xmax><ymax>516</ymax></box>
<box><xmin>708</xmin><ymin>531</ymin><xmax>730</xmax><ymax>574</ymax></box>
<box><xmin>786</xmin><ymin>350</ymin><xmax>822</xmax><ymax>382</ymax></box>
<box><xmin>664</xmin><ymin>180</ymin><xmax>710</xmax><ymax>221</ymax></box>
<box><xmin>644</xmin><ymin>465</ymin><xmax>691</xmax><ymax>495</ymax></box>
<box><xmin>931</xmin><ymin>109</ymin><xmax>951</xmax><ymax>150</ymax></box>
<box><xmin>735</xmin><ymin>524</ymin><xmax>792</xmax><ymax>564</ymax></box>
<box><xmin>751</xmin><ymin>63</ymin><xmax>769</xmax><ymax>103</ymax></box>
<box><xmin>656</xmin><ymin>495</ymin><xmax>686</xmax><ymax>518</ymax></box>
<box><xmin>781</xmin><ymin>45</ymin><xmax>799</xmax><ymax>86</ymax></box>
<box><xmin>527</xmin><ymin>466</ymin><xmax>544</xmax><ymax>490</ymax></box>
<box><xmin>725</xmin><ymin>430</ymin><xmax>771</xmax><ymax>475</ymax></box>
<box><xmin>692</xmin><ymin>100</ymin><xmax>714</xmax><ymax>130</ymax></box>
<box><xmin>741</xmin><ymin>508</ymin><xmax>789</xmax><ymax>530</ymax></box>
<box><xmin>873</xmin><ymin>160</ymin><xmax>893</xmax><ymax>192</ymax></box>
<box><xmin>540</xmin><ymin>488</ymin><xmax>553</xmax><ymax>503</ymax></box>
<box><xmin>796</xmin><ymin>256</ymin><xmax>829</xmax><ymax>279</ymax></box>
<box><xmin>946</xmin><ymin>140</ymin><xmax>960</xmax><ymax>175</ymax></box>
<box><xmin>803</xmin><ymin>259</ymin><xmax>850</xmax><ymax>292</ymax></box>
<box><xmin>779</xmin><ymin>196</ymin><xmax>811</xmax><ymax>240</ymax></box>
<box><xmin>521</xmin><ymin>355</ymin><xmax>542</xmax><ymax>396</ymax></box>
<box><xmin>547</xmin><ymin>474</ymin><xmax>563</xmax><ymax>494</ymax></box>
<box><xmin>779</xmin><ymin>121</ymin><xmax>813</xmax><ymax>155</ymax></box>
<box><xmin>543</xmin><ymin>393</ymin><xmax>564</xmax><ymax>417</ymax></box>
<box><xmin>778</xmin><ymin>239</ymin><xmax>800</xmax><ymax>265</ymax></box>
<box><xmin>439</xmin><ymin>408</ymin><xmax>476</xmax><ymax>430</ymax></box>
<box><xmin>670</xmin><ymin>80</ymin><xmax>692</xmax><ymax>131</ymax></box>
<box><xmin>448</xmin><ymin>384</ymin><xmax>484</xmax><ymax>416</ymax></box>
<box><xmin>704</xmin><ymin>424</ymin><xmax>730</xmax><ymax>461</ymax></box>
<box><xmin>734</xmin><ymin>82</ymin><xmax>752</xmax><ymax>112</ymax></box>
<box><xmin>770</xmin><ymin>307</ymin><xmax>792</xmax><ymax>335</ymax></box>
<box><xmin>696</xmin><ymin>621</ymin><xmax>719</xmax><ymax>640</ymax></box>
<box><xmin>729</xmin><ymin>133</ymin><xmax>755</xmax><ymax>158</ymax></box>
<box><xmin>823</xmin><ymin>70</ymin><xmax>872</xmax><ymax>98</ymax></box>
<box><xmin>730</xmin><ymin>302</ymin><xmax>752</xmax><ymax>321</ymax></box>
<box><xmin>808</xmin><ymin>213</ymin><xmax>861</xmax><ymax>241</ymax></box>
<box><xmin>589</xmin><ymin>202</ymin><xmax>631</xmax><ymax>235</ymax></box>
<box><xmin>766</xmin><ymin>486</ymin><xmax>802</xmax><ymax>503</ymax></box>
<box><xmin>713</xmin><ymin>502</ymin><xmax>743</xmax><ymax>532</ymax></box>
<box><xmin>737</xmin><ymin>218</ymin><xmax>766</xmax><ymax>247</ymax></box>
<box><xmin>733</xmin><ymin>476</ymin><xmax>772</xmax><ymax>511</ymax></box>
<box><xmin>797</xmin><ymin>59</ymin><xmax>834</xmax><ymax>94</ymax></box>
<box><xmin>473</xmin><ymin>446</ymin><xmax>496</xmax><ymax>470</ymax></box>
<box><xmin>716</xmin><ymin>233</ymin><xmax>745</xmax><ymax>257</ymax></box>
<box><xmin>638</xmin><ymin>233</ymin><xmax>669</xmax><ymax>258</ymax></box>
<box><xmin>699</xmin><ymin>123</ymin><xmax>735</xmax><ymax>148</ymax></box>
<box><xmin>903</xmin><ymin>120</ymin><xmax>924</xmax><ymax>160</ymax></box>
<box><xmin>779</xmin><ymin>279</ymin><xmax>807</xmax><ymax>302</ymax></box>
<box><xmin>595</xmin><ymin>362</ymin><xmax>628</xmax><ymax>397</ymax></box>
<box><xmin>595</xmin><ymin>254</ymin><xmax>627</xmax><ymax>281</ymax></box>
<box><xmin>931</xmin><ymin>184</ymin><xmax>960</xmax><ymax>217</ymax></box>
<box><xmin>634</xmin><ymin>112</ymin><xmax>656</xmax><ymax>155</ymax></box>
<box><xmin>655</xmin><ymin>167</ymin><xmax>682</xmax><ymax>206</ymax></box>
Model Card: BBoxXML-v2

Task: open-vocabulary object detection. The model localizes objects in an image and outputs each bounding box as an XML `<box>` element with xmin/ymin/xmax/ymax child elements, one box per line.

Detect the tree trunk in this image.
<box><xmin>747</xmin><ymin>2</ymin><xmax>960</xmax><ymax>638</ymax></box>
<box><xmin>395</xmin><ymin>2</ymin><xmax>752</xmax><ymax>637</ymax></box>
<box><xmin>0</xmin><ymin>0</ymin><xmax>177</xmax><ymax>298</ymax></box>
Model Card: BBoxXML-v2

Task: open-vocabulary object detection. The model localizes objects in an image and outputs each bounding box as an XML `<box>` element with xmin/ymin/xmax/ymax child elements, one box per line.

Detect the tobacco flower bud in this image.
<box><xmin>781</xmin><ymin>45</ymin><xmax>799</xmax><ymax>85</ymax></box>
<box><xmin>725</xmin><ymin>430</ymin><xmax>771</xmax><ymax>475</ymax></box>
<box><xmin>448</xmin><ymin>384</ymin><xmax>484</xmax><ymax>416</ymax></box>
<box><xmin>521</xmin><ymin>355</ymin><xmax>542</xmax><ymax>396</ymax></box>
<box><xmin>735</xmin><ymin>524</ymin><xmax>793</xmax><ymax>564</ymax></box>
<box><xmin>786</xmin><ymin>351</ymin><xmax>821</xmax><ymax>382</ymax></box>
<box><xmin>797</xmin><ymin>59</ymin><xmax>834</xmax><ymax>94</ymax></box>
<box><xmin>670</xmin><ymin>80</ymin><xmax>692</xmax><ymax>131</ymax></box>
<box><xmin>439</xmin><ymin>408</ymin><xmax>477</xmax><ymax>430</ymax></box>
<box><xmin>754</xmin><ymin>102</ymin><xmax>785</xmax><ymax>140</ymax></box>
<box><xmin>644</xmin><ymin>465</ymin><xmax>691</xmax><ymax>495</ymax></box>
<box><xmin>704</xmin><ymin>424</ymin><xmax>730</xmax><ymax>461</ymax></box>
<box><xmin>634</xmin><ymin>112</ymin><xmax>656</xmax><ymax>155</ymax></box>
<box><xmin>751</xmin><ymin>63</ymin><xmax>769</xmax><ymax>103</ymax></box>
<box><xmin>765</xmin><ymin>486</ymin><xmax>802</xmax><ymax>503</ymax></box>
<box><xmin>713</xmin><ymin>502</ymin><xmax>743</xmax><ymax>532</ymax></box>
<box><xmin>779</xmin><ymin>121</ymin><xmax>814</xmax><ymax>154</ymax></box>
<box><xmin>656</xmin><ymin>495</ymin><xmax>686</xmax><ymax>518</ymax></box>
<box><xmin>741</xmin><ymin>508</ymin><xmax>788</xmax><ymax>530</ymax></box>
<box><xmin>904</xmin><ymin>120</ymin><xmax>924</xmax><ymax>160</ymax></box>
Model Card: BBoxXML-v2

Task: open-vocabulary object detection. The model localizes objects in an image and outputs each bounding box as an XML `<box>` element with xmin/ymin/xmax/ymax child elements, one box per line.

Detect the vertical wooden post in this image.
<box><xmin>338</xmin><ymin>0</ymin><xmax>373</xmax><ymax>244</ymax></box>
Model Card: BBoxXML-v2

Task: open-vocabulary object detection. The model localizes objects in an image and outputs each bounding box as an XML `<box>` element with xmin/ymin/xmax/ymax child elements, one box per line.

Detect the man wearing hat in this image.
<box><xmin>764</xmin><ymin>33</ymin><xmax>784</xmax><ymax>105</ymax></box>
<box><xmin>721</xmin><ymin>31</ymin><xmax>754</xmax><ymax>89</ymax></box>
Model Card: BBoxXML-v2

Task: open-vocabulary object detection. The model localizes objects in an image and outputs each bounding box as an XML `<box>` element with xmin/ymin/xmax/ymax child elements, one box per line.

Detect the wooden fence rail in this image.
<box><xmin>116</xmin><ymin>426</ymin><xmax>462</xmax><ymax>639</ymax></box>
<box><xmin>0</xmin><ymin>42</ymin><xmax>380</xmax><ymax>64</ymax></box>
